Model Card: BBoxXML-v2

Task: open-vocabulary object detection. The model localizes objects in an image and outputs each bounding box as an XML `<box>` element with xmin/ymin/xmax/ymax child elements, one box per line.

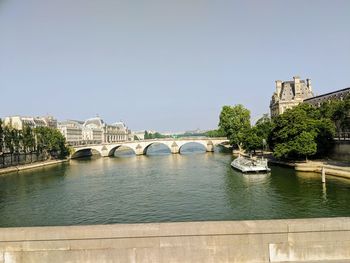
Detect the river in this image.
<box><xmin>0</xmin><ymin>143</ymin><xmax>349</xmax><ymax>227</ymax></box>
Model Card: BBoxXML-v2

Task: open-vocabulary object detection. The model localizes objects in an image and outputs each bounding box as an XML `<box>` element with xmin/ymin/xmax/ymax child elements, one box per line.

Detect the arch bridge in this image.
<box><xmin>71</xmin><ymin>137</ymin><xmax>229</xmax><ymax>158</ymax></box>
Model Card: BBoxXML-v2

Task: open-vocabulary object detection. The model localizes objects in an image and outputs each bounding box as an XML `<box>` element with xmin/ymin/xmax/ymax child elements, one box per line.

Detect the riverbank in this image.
<box><xmin>268</xmin><ymin>158</ymin><xmax>350</xmax><ymax>179</ymax></box>
<box><xmin>0</xmin><ymin>159</ymin><xmax>70</xmax><ymax>176</ymax></box>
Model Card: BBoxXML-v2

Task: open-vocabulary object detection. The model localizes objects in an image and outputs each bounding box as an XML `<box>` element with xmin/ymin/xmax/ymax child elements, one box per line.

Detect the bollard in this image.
<box><xmin>321</xmin><ymin>167</ymin><xmax>326</xmax><ymax>183</ymax></box>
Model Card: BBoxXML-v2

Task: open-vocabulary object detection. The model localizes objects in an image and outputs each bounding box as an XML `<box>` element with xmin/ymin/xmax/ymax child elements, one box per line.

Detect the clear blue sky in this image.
<box><xmin>1</xmin><ymin>0</ymin><xmax>349</xmax><ymax>132</ymax></box>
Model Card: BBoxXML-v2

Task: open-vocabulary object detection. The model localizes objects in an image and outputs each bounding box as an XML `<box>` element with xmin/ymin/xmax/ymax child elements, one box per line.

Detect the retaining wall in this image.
<box><xmin>1</xmin><ymin>217</ymin><xmax>350</xmax><ymax>262</ymax></box>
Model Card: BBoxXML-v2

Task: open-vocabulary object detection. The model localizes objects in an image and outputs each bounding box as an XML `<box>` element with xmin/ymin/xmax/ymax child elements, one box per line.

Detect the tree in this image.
<box><xmin>242</xmin><ymin>126</ymin><xmax>261</xmax><ymax>154</ymax></box>
<box><xmin>12</xmin><ymin>129</ymin><xmax>22</xmax><ymax>153</ymax></box>
<box><xmin>22</xmin><ymin>125</ymin><xmax>35</xmax><ymax>153</ymax></box>
<box><xmin>255</xmin><ymin>114</ymin><xmax>274</xmax><ymax>141</ymax></box>
<box><xmin>294</xmin><ymin>131</ymin><xmax>317</xmax><ymax>160</ymax></box>
<box><xmin>269</xmin><ymin>103</ymin><xmax>335</xmax><ymax>160</ymax></box>
<box><xmin>218</xmin><ymin>105</ymin><xmax>251</xmax><ymax>150</ymax></box>
<box><xmin>242</xmin><ymin>114</ymin><xmax>274</xmax><ymax>154</ymax></box>
<box><xmin>144</xmin><ymin>130</ymin><xmax>149</xmax><ymax>140</ymax></box>
<box><xmin>3</xmin><ymin>126</ymin><xmax>14</xmax><ymax>153</ymax></box>
<box><xmin>206</xmin><ymin>129</ymin><xmax>226</xmax><ymax>137</ymax></box>
<box><xmin>34</xmin><ymin>127</ymin><xmax>69</xmax><ymax>158</ymax></box>
<box><xmin>319</xmin><ymin>96</ymin><xmax>350</xmax><ymax>135</ymax></box>
<box><xmin>0</xmin><ymin>118</ymin><xmax>3</xmax><ymax>153</ymax></box>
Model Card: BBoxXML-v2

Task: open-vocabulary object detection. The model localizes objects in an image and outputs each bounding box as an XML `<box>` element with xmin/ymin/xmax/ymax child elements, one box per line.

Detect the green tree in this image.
<box><xmin>320</xmin><ymin>96</ymin><xmax>350</xmax><ymax>134</ymax></box>
<box><xmin>3</xmin><ymin>126</ymin><xmax>14</xmax><ymax>153</ymax></box>
<box><xmin>12</xmin><ymin>129</ymin><xmax>22</xmax><ymax>153</ymax></box>
<box><xmin>242</xmin><ymin>115</ymin><xmax>273</xmax><ymax>154</ymax></box>
<box><xmin>205</xmin><ymin>129</ymin><xmax>226</xmax><ymax>137</ymax></box>
<box><xmin>218</xmin><ymin>105</ymin><xmax>251</xmax><ymax>150</ymax></box>
<box><xmin>255</xmin><ymin>114</ymin><xmax>274</xmax><ymax>141</ymax></box>
<box><xmin>34</xmin><ymin>127</ymin><xmax>69</xmax><ymax>158</ymax></box>
<box><xmin>242</xmin><ymin>126</ymin><xmax>261</xmax><ymax>153</ymax></box>
<box><xmin>269</xmin><ymin>104</ymin><xmax>335</xmax><ymax>160</ymax></box>
<box><xmin>0</xmin><ymin>118</ymin><xmax>3</xmax><ymax>153</ymax></box>
<box><xmin>294</xmin><ymin>131</ymin><xmax>317</xmax><ymax>160</ymax></box>
<box><xmin>22</xmin><ymin>125</ymin><xmax>35</xmax><ymax>153</ymax></box>
<box><xmin>144</xmin><ymin>130</ymin><xmax>149</xmax><ymax>140</ymax></box>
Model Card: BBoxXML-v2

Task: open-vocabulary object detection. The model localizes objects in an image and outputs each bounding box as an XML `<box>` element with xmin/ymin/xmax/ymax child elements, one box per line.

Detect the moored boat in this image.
<box><xmin>231</xmin><ymin>156</ymin><xmax>271</xmax><ymax>173</ymax></box>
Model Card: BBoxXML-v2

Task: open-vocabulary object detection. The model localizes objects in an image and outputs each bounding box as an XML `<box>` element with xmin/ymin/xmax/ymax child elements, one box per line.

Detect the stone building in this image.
<box><xmin>303</xmin><ymin>87</ymin><xmax>350</xmax><ymax>107</ymax></box>
<box><xmin>83</xmin><ymin>117</ymin><xmax>129</xmax><ymax>144</ymax></box>
<box><xmin>58</xmin><ymin>117</ymin><xmax>130</xmax><ymax>146</ymax></box>
<box><xmin>3</xmin><ymin>116</ymin><xmax>57</xmax><ymax>130</ymax></box>
<box><xmin>58</xmin><ymin>120</ymin><xmax>83</xmax><ymax>146</ymax></box>
<box><xmin>270</xmin><ymin>76</ymin><xmax>314</xmax><ymax>117</ymax></box>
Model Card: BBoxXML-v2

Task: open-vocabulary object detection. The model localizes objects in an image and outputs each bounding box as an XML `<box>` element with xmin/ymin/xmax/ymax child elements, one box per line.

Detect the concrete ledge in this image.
<box><xmin>1</xmin><ymin>218</ymin><xmax>350</xmax><ymax>262</ymax></box>
<box><xmin>0</xmin><ymin>159</ymin><xmax>69</xmax><ymax>176</ymax></box>
<box><xmin>269</xmin><ymin>159</ymin><xmax>350</xmax><ymax>179</ymax></box>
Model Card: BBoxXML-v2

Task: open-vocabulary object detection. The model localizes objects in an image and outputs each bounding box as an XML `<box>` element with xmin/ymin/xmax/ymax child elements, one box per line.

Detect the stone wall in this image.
<box><xmin>1</xmin><ymin>217</ymin><xmax>350</xmax><ymax>262</ymax></box>
<box><xmin>330</xmin><ymin>141</ymin><xmax>350</xmax><ymax>162</ymax></box>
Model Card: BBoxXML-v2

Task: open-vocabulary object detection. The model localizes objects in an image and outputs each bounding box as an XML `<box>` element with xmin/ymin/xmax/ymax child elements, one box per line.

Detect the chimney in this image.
<box><xmin>306</xmin><ymin>78</ymin><xmax>312</xmax><ymax>92</ymax></box>
<box><xmin>293</xmin><ymin>76</ymin><xmax>301</xmax><ymax>95</ymax></box>
<box><xmin>293</xmin><ymin>76</ymin><xmax>300</xmax><ymax>84</ymax></box>
<box><xmin>275</xmin><ymin>80</ymin><xmax>282</xmax><ymax>97</ymax></box>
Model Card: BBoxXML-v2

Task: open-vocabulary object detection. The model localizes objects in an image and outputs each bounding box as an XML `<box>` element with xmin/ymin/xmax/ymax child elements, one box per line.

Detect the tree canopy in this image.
<box><xmin>0</xmin><ymin>123</ymin><xmax>69</xmax><ymax>159</ymax></box>
<box><xmin>242</xmin><ymin>114</ymin><xmax>273</xmax><ymax>153</ymax></box>
<box><xmin>268</xmin><ymin>103</ymin><xmax>335</xmax><ymax>160</ymax></box>
<box><xmin>218</xmin><ymin>105</ymin><xmax>251</xmax><ymax>150</ymax></box>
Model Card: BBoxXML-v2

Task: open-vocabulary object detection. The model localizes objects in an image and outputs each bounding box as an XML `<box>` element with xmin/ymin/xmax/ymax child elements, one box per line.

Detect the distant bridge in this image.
<box><xmin>71</xmin><ymin>137</ymin><xmax>229</xmax><ymax>158</ymax></box>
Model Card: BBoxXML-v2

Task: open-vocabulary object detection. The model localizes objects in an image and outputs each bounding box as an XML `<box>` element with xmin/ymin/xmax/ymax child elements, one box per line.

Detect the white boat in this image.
<box><xmin>231</xmin><ymin>156</ymin><xmax>271</xmax><ymax>173</ymax></box>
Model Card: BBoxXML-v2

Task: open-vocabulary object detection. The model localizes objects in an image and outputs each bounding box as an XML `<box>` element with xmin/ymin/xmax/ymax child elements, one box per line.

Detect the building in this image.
<box><xmin>270</xmin><ymin>76</ymin><xmax>314</xmax><ymax>117</ymax></box>
<box><xmin>58</xmin><ymin>120</ymin><xmax>83</xmax><ymax>146</ymax></box>
<box><xmin>83</xmin><ymin>117</ymin><xmax>129</xmax><ymax>143</ymax></box>
<box><xmin>3</xmin><ymin>116</ymin><xmax>57</xmax><ymax>130</ymax></box>
<box><xmin>58</xmin><ymin>117</ymin><xmax>130</xmax><ymax>146</ymax></box>
<box><xmin>303</xmin><ymin>87</ymin><xmax>350</xmax><ymax>107</ymax></box>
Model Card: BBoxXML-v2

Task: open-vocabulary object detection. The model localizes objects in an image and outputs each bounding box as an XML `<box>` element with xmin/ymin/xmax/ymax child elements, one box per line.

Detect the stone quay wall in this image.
<box><xmin>1</xmin><ymin>217</ymin><xmax>350</xmax><ymax>262</ymax></box>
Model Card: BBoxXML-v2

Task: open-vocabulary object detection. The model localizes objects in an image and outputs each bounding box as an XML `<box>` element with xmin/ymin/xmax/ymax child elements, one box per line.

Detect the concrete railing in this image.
<box><xmin>71</xmin><ymin>137</ymin><xmax>229</xmax><ymax>147</ymax></box>
<box><xmin>1</xmin><ymin>217</ymin><xmax>350</xmax><ymax>262</ymax></box>
<box><xmin>334</xmin><ymin>132</ymin><xmax>350</xmax><ymax>141</ymax></box>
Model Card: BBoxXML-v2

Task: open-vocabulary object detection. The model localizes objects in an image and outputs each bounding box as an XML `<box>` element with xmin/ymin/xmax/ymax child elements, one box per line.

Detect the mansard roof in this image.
<box><xmin>278</xmin><ymin>81</ymin><xmax>313</xmax><ymax>101</ymax></box>
<box><xmin>84</xmin><ymin>117</ymin><xmax>105</xmax><ymax>128</ymax></box>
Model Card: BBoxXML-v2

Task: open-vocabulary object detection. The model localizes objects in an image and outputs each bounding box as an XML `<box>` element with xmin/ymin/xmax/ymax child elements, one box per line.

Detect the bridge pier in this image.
<box><xmin>171</xmin><ymin>142</ymin><xmax>179</xmax><ymax>154</ymax></box>
<box><xmin>206</xmin><ymin>142</ymin><xmax>214</xmax><ymax>152</ymax></box>
<box><xmin>135</xmin><ymin>144</ymin><xmax>144</xmax><ymax>155</ymax></box>
<box><xmin>100</xmin><ymin>146</ymin><xmax>110</xmax><ymax>157</ymax></box>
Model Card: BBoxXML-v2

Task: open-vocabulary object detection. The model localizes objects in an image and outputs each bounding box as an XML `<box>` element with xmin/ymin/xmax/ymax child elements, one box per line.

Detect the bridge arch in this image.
<box><xmin>143</xmin><ymin>142</ymin><xmax>172</xmax><ymax>155</ymax></box>
<box><xmin>71</xmin><ymin>148</ymin><xmax>102</xmax><ymax>159</ymax></box>
<box><xmin>178</xmin><ymin>141</ymin><xmax>208</xmax><ymax>154</ymax></box>
<box><xmin>108</xmin><ymin>145</ymin><xmax>136</xmax><ymax>157</ymax></box>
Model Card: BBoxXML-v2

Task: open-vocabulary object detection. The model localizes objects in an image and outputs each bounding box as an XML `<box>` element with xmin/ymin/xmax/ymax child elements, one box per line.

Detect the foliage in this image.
<box><xmin>268</xmin><ymin>103</ymin><xmax>335</xmax><ymax>160</ymax></box>
<box><xmin>0</xmin><ymin>124</ymin><xmax>69</xmax><ymax>159</ymax></box>
<box><xmin>205</xmin><ymin>129</ymin><xmax>226</xmax><ymax>137</ymax></box>
<box><xmin>34</xmin><ymin>127</ymin><xmax>69</xmax><ymax>158</ymax></box>
<box><xmin>242</xmin><ymin>126</ymin><xmax>261</xmax><ymax>153</ymax></box>
<box><xmin>242</xmin><ymin>114</ymin><xmax>274</xmax><ymax>153</ymax></box>
<box><xmin>22</xmin><ymin>125</ymin><xmax>35</xmax><ymax>152</ymax></box>
<box><xmin>144</xmin><ymin>131</ymin><xmax>168</xmax><ymax>139</ymax></box>
<box><xmin>319</xmin><ymin>96</ymin><xmax>350</xmax><ymax>133</ymax></box>
<box><xmin>0</xmin><ymin>118</ymin><xmax>3</xmax><ymax>153</ymax></box>
<box><xmin>218</xmin><ymin>105</ymin><xmax>251</xmax><ymax>149</ymax></box>
<box><xmin>3</xmin><ymin>126</ymin><xmax>14</xmax><ymax>153</ymax></box>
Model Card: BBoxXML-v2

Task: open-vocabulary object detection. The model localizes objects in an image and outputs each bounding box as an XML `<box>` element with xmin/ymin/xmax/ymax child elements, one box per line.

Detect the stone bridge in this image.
<box><xmin>71</xmin><ymin>137</ymin><xmax>229</xmax><ymax>158</ymax></box>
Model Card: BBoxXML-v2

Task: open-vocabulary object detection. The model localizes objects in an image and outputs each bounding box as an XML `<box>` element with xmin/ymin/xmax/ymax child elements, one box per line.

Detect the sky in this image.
<box><xmin>0</xmin><ymin>0</ymin><xmax>349</xmax><ymax>132</ymax></box>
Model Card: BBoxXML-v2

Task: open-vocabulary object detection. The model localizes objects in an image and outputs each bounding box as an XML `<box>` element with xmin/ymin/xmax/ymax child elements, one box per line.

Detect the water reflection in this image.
<box><xmin>180</xmin><ymin>142</ymin><xmax>206</xmax><ymax>155</ymax></box>
<box><xmin>113</xmin><ymin>146</ymin><xmax>136</xmax><ymax>157</ymax></box>
<box><xmin>0</xmin><ymin>152</ymin><xmax>350</xmax><ymax>227</ymax></box>
<box><xmin>144</xmin><ymin>143</ymin><xmax>171</xmax><ymax>155</ymax></box>
<box><xmin>241</xmin><ymin>173</ymin><xmax>270</xmax><ymax>185</ymax></box>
